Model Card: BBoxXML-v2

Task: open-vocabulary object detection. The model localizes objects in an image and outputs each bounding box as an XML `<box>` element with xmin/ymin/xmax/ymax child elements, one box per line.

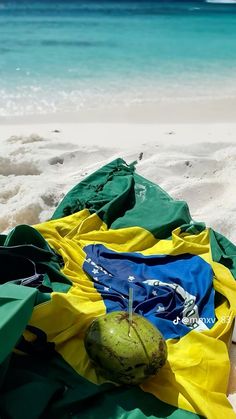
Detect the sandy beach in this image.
<box><xmin>0</xmin><ymin>115</ymin><xmax>235</xmax><ymax>242</ymax></box>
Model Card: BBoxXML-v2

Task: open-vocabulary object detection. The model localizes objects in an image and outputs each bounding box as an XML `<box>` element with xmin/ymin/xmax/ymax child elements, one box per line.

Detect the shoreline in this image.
<box><xmin>1</xmin><ymin>96</ymin><xmax>236</xmax><ymax>124</ymax></box>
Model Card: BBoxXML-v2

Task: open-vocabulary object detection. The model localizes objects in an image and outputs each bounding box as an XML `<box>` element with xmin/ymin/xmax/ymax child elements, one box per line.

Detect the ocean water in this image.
<box><xmin>1</xmin><ymin>0</ymin><xmax>236</xmax><ymax>116</ymax></box>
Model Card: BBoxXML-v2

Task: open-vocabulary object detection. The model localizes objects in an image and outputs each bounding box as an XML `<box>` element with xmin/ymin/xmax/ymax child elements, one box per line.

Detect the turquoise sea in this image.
<box><xmin>1</xmin><ymin>0</ymin><xmax>236</xmax><ymax>116</ymax></box>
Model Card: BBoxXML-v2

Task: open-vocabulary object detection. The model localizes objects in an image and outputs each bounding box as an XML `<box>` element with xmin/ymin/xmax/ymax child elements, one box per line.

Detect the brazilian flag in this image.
<box><xmin>0</xmin><ymin>158</ymin><xmax>236</xmax><ymax>419</ymax></box>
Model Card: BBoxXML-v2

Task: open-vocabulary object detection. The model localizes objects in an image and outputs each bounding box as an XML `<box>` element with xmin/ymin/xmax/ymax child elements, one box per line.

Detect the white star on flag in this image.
<box><xmin>93</xmin><ymin>277</ymin><xmax>99</xmax><ymax>282</ymax></box>
<box><xmin>152</xmin><ymin>290</ymin><xmax>157</xmax><ymax>296</ymax></box>
<box><xmin>128</xmin><ymin>275</ymin><xmax>135</xmax><ymax>281</ymax></box>
<box><xmin>92</xmin><ymin>268</ymin><xmax>99</xmax><ymax>275</ymax></box>
<box><xmin>156</xmin><ymin>305</ymin><xmax>165</xmax><ymax>313</ymax></box>
<box><xmin>104</xmin><ymin>286</ymin><xmax>110</xmax><ymax>292</ymax></box>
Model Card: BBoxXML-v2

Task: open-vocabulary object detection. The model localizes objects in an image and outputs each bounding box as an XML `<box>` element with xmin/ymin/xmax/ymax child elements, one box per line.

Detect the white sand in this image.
<box><xmin>0</xmin><ymin>122</ymin><xmax>235</xmax><ymax>242</ymax></box>
<box><xmin>0</xmin><ymin>120</ymin><xmax>236</xmax><ymax>408</ymax></box>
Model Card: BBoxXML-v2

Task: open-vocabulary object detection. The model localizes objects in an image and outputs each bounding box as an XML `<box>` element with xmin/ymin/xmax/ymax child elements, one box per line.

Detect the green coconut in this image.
<box><xmin>84</xmin><ymin>311</ymin><xmax>167</xmax><ymax>385</ymax></box>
